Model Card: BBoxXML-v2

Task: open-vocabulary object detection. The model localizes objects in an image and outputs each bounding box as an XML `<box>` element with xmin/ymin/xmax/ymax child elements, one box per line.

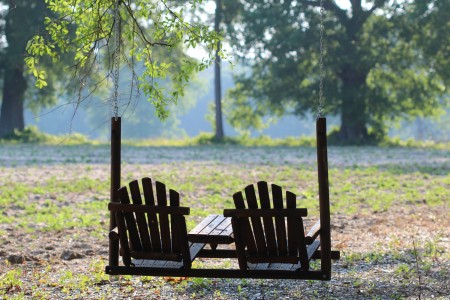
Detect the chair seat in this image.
<box><xmin>110</xmin><ymin>178</ymin><xmax>203</xmax><ymax>269</ymax></box>
<box><xmin>226</xmin><ymin>182</ymin><xmax>319</xmax><ymax>272</ymax></box>
<box><xmin>247</xmin><ymin>240</ymin><xmax>321</xmax><ymax>271</ymax></box>
<box><xmin>131</xmin><ymin>242</ymin><xmax>205</xmax><ymax>269</ymax></box>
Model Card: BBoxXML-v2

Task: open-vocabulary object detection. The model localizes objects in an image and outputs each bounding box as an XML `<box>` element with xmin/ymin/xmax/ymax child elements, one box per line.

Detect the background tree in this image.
<box><xmin>213</xmin><ymin>0</ymin><xmax>224</xmax><ymax>141</ymax></box>
<box><xmin>0</xmin><ymin>1</ymin><xmax>69</xmax><ymax>137</ymax></box>
<box><xmin>194</xmin><ymin>0</ymin><xmax>242</xmax><ymax>141</ymax></box>
<box><xmin>27</xmin><ymin>0</ymin><xmax>220</xmax><ymax>123</ymax></box>
<box><xmin>225</xmin><ymin>0</ymin><xmax>449</xmax><ymax>144</ymax></box>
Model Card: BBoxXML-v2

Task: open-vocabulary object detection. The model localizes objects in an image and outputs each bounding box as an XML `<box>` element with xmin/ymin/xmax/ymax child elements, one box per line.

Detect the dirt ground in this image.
<box><xmin>1</xmin><ymin>204</ymin><xmax>448</xmax><ymax>299</ymax></box>
<box><xmin>0</xmin><ymin>145</ymin><xmax>449</xmax><ymax>299</ymax></box>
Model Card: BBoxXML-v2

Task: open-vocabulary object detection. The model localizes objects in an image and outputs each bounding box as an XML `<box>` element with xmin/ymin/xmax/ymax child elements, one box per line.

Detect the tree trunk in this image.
<box><xmin>0</xmin><ymin>1</ymin><xmax>30</xmax><ymax>138</ymax></box>
<box><xmin>339</xmin><ymin>103</ymin><xmax>368</xmax><ymax>142</ymax></box>
<box><xmin>214</xmin><ymin>0</ymin><xmax>224</xmax><ymax>141</ymax></box>
<box><xmin>0</xmin><ymin>65</ymin><xmax>27</xmax><ymax>137</ymax></box>
<box><xmin>337</xmin><ymin>66</ymin><xmax>369</xmax><ymax>143</ymax></box>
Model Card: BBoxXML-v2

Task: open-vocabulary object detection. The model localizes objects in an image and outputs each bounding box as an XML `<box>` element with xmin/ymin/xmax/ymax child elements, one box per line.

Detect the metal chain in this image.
<box><xmin>317</xmin><ymin>0</ymin><xmax>325</xmax><ymax>119</ymax></box>
<box><xmin>112</xmin><ymin>0</ymin><xmax>120</xmax><ymax>120</ymax></box>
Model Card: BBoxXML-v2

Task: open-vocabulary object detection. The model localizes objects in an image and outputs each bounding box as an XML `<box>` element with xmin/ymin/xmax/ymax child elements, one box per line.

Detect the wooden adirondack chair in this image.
<box><xmin>224</xmin><ymin>181</ymin><xmax>321</xmax><ymax>272</ymax></box>
<box><xmin>108</xmin><ymin>178</ymin><xmax>204</xmax><ymax>269</ymax></box>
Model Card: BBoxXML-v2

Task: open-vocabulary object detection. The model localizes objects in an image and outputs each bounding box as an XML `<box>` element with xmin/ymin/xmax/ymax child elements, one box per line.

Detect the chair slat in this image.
<box><xmin>142</xmin><ymin>178</ymin><xmax>161</xmax><ymax>251</ymax></box>
<box><xmin>118</xmin><ymin>187</ymin><xmax>142</xmax><ymax>251</ymax></box>
<box><xmin>170</xmin><ymin>189</ymin><xmax>181</xmax><ymax>253</ymax></box>
<box><xmin>233</xmin><ymin>191</ymin><xmax>257</xmax><ymax>255</ymax></box>
<box><xmin>156</xmin><ymin>181</ymin><xmax>171</xmax><ymax>253</ymax></box>
<box><xmin>297</xmin><ymin>219</ymin><xmax>309</xmax><ymax>270</ymax></box>
<box><xmin>129</xmin><ymin>180</ymin><xmax>143</xmax><ymax>204</ymax></box>
<box><xmin>129</xmin><ymin>180</ymin><xmax>152</xmax><ymax>251</ymax></box>
<box><xmin>271</xmin><ymin>184</ymin><xmax>287</xmax><ymax>255</ymax></box>
<box><xmin>142</xmin><ymin>178</ymin><xmax>155</xmax><ymax>205</ymax></box>
<box><xmin>231</xmin><ymin>217</ymin><xmax>248</xmax><ymax>270</ymax></box>
<box><xmin>179</xmin><ymin>217</ymin><xmax>192</xmax><ymax>269</ymax></box>
<box><xmin>257</xmin><ymin>181</ymin><xmax>277</xmax><ymax>255</ymax></box>
<box><xmin>286</xmin><ymin>191</ymin><xmax>298</xmax><ymax>257</ymax></box>
<box><xmin>115</xmin><ymin>211</ymin><xmax>132</xmax><ymax>267</ymax></box>
<box><xmin>244</xmin><ymin>184</ymin><xmax>267</xmax><ymax>256</ymax></box>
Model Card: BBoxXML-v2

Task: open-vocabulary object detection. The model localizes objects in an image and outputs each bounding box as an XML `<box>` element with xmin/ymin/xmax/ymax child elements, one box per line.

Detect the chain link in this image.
<box><xmin>317</xmin><ymin>0</ymin><xmax>325</xmax><ymax>119</ymax></box>
<box><xmin>112</xmin><ymin>0</ymin><xmax>120</xmax><ymax>120</ymax></box>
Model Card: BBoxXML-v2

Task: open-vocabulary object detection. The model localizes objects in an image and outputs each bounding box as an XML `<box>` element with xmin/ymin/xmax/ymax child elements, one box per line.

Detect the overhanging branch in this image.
<box><xmin>119</xmin><ymin>0</ymin><xmax>172</xmax><ymax>47</ymax></box>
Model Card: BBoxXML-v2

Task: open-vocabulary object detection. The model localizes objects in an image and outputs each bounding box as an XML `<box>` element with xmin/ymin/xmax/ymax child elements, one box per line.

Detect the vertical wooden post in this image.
<box><xmin>109</xmin><ymin>117</ymin><xmax>121</xmax><ymax>266</ymax></box>
<box><xmin>316</xmin><ymin>117</ymin><xmax>331</xmax><ymax>280</ymax></box>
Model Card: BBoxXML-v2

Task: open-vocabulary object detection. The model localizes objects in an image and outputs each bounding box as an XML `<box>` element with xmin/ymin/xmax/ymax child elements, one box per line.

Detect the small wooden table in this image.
<box><xmin>188</xmin><ymin>215</ymin><xmax>236</xmax><ymax>258</ymax></box>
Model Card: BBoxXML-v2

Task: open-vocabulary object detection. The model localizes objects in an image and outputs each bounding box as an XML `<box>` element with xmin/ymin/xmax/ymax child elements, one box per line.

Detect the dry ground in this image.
<box><xmin>0</xmin><ymin>145</ymin><xmax>449</xmax><ymax>299</ymax></box>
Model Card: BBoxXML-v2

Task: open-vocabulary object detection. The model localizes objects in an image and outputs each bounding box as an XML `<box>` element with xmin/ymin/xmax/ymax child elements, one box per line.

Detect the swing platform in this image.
<box><xmin>105</xmin><ymin>117</ymin><xmax>340</xmax><ymax>280</ymax></box>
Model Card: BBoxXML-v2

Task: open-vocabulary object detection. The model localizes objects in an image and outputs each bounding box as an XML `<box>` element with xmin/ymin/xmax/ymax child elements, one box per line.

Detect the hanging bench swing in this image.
<box><xmin>105</xmin><ymin>1</ymin><xmax>339</xmax><ymax>281</ymax></box>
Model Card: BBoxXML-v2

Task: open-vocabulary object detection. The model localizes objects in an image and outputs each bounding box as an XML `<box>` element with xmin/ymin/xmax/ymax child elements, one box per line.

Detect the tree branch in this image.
<box><xmin>358</xmin><ymin>0</ymin><xmax>388</xmax><ymax>28</ymax></box>
<box><xmin>368</xmin><ymin>0</ymin><xmax>388</xmax><ymax>15</ymax></box>
<box><xmin>301</xmin><ymin>0</ymin><xmax>349</xmax><ymax>24</ymax></box>
<box><xmin>119</xmin><ymin>0</ymin><xmax>172</xmax><ymax>47</ymax></box>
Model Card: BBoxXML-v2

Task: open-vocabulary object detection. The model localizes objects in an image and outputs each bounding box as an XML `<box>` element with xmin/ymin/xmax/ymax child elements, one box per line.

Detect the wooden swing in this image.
<box><xmin>105</xmin><ymin>0</ymin><xmax>339</xmax><ymax>281</ymax></box>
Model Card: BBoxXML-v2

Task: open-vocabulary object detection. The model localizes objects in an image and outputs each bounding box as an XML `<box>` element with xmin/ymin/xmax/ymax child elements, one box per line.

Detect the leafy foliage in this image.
<box><xmin>225</xmin><ymin>0</ymin><xmax>449</xmax><ymax>144</ymax></box>
<box><xmin>26</xmin><ymin>0</ymin><xmax>221</xmax><ymax>119</ymax></box>
<box><xmin>0</xmin><ymin>0</ymin><xmax>73</xmax><ymax>134</ymax></box>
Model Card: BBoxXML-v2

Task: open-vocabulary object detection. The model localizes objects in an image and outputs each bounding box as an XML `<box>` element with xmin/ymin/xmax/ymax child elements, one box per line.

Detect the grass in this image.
<box><xmin>0</xmin><ymin>157</ymin><xmax>448</xmax><ymax>232</ymax></box>
<box><xmin>1</xmin><ymin>126</ymin><xmax>450</xmax><ymax>150</ymax></box>
<box><xmin>0</xmin><ymin>144</ymin><xmax>448</xmax><ymax>299</ymax></box>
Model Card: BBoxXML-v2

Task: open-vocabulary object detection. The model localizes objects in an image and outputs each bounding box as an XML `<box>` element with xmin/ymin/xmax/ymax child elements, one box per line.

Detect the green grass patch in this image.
<box><xmin>2</xmin><ymin>126</ymin><xmax>449</xmax><ymax>149</ymax></box>
<box><xmin>0</xmin><ymin>177</ymin><xmax>108</xmax><ymax>232</ymax></box>
<box><xmin>0</xmin><ymin>146</ymin><xmax>448</xmax><ymax>235</ymax></box>
<box><xmin>0</xmin><ymin>126</ymin><xmax>94</xmax><ymax>145</ymax></box>
<box><xmin>1</xmin><ymin>162</ymin><xmax>448</xmax><ymax>232</ymax></box>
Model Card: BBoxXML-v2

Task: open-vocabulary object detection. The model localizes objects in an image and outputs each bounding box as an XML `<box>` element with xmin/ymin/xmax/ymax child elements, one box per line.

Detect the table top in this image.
<box><xmin>188</xmin><ymin>214</ymin><xmax>234</xmax><ymax>245</ymax></box>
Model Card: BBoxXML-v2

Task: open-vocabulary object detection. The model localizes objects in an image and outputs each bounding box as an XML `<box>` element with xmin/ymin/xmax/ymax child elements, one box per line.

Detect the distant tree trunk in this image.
<box><xmin>0</xmin><ymin>1</ymin><xmax>30</xmax><ymax>138</ymax></box>
<box><xmin>339</xmin><ymin>102</ymin><xmax>368</xmax><ymax>142</ymax></box>
<box><xmin>0</xmin><ymin>66</ymin><xmax>27</xmax><ymax>137</ymax></box>
<box><xmin>416</xmin><ymin>117</ymin><xmax>425</xmax><ymax>140</ymax></box>
<box><xmin>337</xmin><ymin>66</ymin><xmax>369</xmax><ymax>143</ymax></box>
<box><xmin>214</xmin><ymin>0</ymin><xmax>224</xmax><ymax>141</ymax></box>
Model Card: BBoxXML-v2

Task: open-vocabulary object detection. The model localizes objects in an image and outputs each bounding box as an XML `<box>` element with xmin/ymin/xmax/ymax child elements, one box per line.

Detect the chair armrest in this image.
<box><xmin>109</xmin><ymin>226</ymin><xmax>119</xmax><ymax>241</ymax></box>
<box><xmin>108</xmin><ymin>203</ymin><xmax>190</xmax><ymax>215</ymax></box>
<box><xmin>223</xmin><ymin>208</ymin><xmax>307</xmax><ymax>218</ymax></box>
<box><xmin>305</xmin><ymin>220</ymin><xmax>321</xmax><ymax>245</ymax></box>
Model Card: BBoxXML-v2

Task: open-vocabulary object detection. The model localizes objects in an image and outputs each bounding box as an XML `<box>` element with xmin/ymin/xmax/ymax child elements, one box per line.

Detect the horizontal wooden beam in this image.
<box><xmin>108</xmin><ymin>203</ymin><xmax>190</xmax><ymax>215</ymax></box>
<box><xmin>223</xmin><ymin>208</ymin><xmax>307</xmax><ymax>218</ymax></box>
<box><xmin>310</xmin><ymin>250</ymin><xmax>340</xmax><ymax>260</ymax></box>
<box><xmin>130</xmin><ymin>251</ymin><xmax>181</xmax><ymax>261</ymax></box>
<box><xmin>105</xmin><ymin>266</ymin><xmax>329</xmax><ymax>280</ymax></box>
<box><xmin>197</xmin><ymin>249</ymin><xmax>237</xmax><ymax>258</ymax></box>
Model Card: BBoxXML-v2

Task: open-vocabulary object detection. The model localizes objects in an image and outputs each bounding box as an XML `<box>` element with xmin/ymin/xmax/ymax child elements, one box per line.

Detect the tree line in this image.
<box><xmin>0</xmin><ymin>0</ymin><xmax>448</xmax><ymax>144</ymax></box>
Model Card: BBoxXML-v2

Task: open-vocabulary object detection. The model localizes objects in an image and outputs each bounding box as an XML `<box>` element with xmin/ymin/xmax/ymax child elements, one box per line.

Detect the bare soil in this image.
<box><xmin>0</xmin><ymin>145</ymin><xmax>449</xmax><ymax>299</ymax></box>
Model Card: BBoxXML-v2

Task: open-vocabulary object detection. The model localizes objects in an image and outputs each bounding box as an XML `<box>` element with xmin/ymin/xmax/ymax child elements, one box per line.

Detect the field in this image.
<box><xmin>0</xmin><ymin>144</ymin><xmax>449</xmax><ymax>299</ymax></box>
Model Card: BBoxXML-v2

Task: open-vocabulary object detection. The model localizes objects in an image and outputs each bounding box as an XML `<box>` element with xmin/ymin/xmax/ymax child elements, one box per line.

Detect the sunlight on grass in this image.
<box><xmin>0</xmin><ymin>156</ymin><xmax>447</xmax><ymax>233</ymax></box>
<box><xmin>1</xmin><ymin>126</ymin><xmax>449</xmax><ymax>150</ymax></box>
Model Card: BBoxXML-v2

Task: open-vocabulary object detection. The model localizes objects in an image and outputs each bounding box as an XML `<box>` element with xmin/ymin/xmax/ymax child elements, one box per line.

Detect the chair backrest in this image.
<box><xmin>227</xmin><ymin>181</ymin><xmax>309</xmax><ymax>270</ymax></box>
<box><xmin>113</xmin><ymin>178</ymin><xmax>191</xmax><ymax>268</ymax></box>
